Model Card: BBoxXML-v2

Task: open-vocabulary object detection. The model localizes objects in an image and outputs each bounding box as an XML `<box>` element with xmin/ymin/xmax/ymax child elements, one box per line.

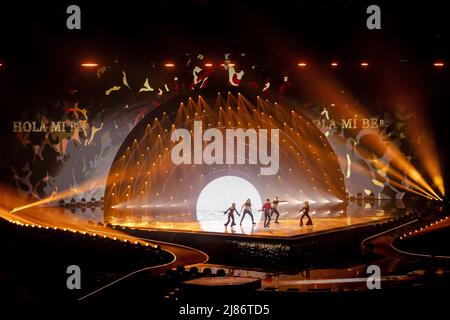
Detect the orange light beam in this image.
<box><xmin>10</xmin><ymin>177</ymin><xmax>106</xmax><ymax>213</ymax></box>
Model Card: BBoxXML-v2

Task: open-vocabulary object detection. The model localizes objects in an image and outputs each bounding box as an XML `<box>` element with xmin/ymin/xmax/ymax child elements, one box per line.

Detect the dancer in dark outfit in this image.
<box><xmin>271</xmin><ymin>196</ymin><xmax>287</xmax><ymax>224</ymax></box>
<box><xmin>224</xmin><ymin>203</ymin><xmax>239</xmax><ymax>227</ymax></box>
<box><xmin>260</xmin><ymin>199</ymin><xmax>272</xmax><ymax>228</ymax></box>
<box><xmin>298</xmin><ymin>201</ymin><xmax>313</xmax><ymax>226</ymax></box>
<box><xmin>240</xmin><ymin>199</ymin><xmax>256</xmax><ymax>225</ymax></box>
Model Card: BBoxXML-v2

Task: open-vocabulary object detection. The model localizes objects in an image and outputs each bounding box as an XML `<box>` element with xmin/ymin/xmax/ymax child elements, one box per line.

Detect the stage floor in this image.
<box><xmin>105</xmin><ymin>201</ymin><xmax>412</xmax><ymax>238</ymax></box>
<box><xmin>134</xmin><ymin>215</ymin><xmax>387</xmax><ymax>237</ymax></box>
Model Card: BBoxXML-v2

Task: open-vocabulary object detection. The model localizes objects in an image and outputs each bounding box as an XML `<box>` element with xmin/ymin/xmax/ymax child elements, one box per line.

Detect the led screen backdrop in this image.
<box><xmin>10</xmin><ymin>54</ymin><xmax>427</xmax><ymax>216</ymax></box>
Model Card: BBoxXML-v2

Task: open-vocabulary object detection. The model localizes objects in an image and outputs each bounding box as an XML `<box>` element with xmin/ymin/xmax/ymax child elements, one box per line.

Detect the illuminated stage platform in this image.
<box><xmin>131</xmin><ymin>215</ymin><xmax>387</xmax><ymax>238</ymax></box>
<box><xmin>108</xmin><ymin>201</ymin><xmax>405</xmax><ymax>239</ymax></box>
<box><xmin>100</xmin><ymin>201</ymin><xmax>412</xmax><ymax>252</ymax></box>
<box><xmin>112</xmin><ymin>201</ymin><xmax>419</xmax><ymax>270</ymax></box>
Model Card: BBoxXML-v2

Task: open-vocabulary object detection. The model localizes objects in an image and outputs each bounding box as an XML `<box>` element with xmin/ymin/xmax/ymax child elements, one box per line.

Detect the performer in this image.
<box><xmin>224</xmin><ymin>203</ymin><xmax>239</xmax><ymax>227</ymax></box>
<box><xmin>260</xmin><ymin>199</ymin><xmax>272</xmax><ymax>228</ymax></box>
<box><xmin>298</xmin><ymin>201</ymin><xmax>313</xmax><ymax>226</ymax></box>
<box><xmin>271</xmin><ymin>196</ymin><xmax>287</xmax><ymax>224</ymax></box>
<box><xmin>240</xmin><ymin>198</ymin><xmax>256</xmax><ymax>225</ymax></box>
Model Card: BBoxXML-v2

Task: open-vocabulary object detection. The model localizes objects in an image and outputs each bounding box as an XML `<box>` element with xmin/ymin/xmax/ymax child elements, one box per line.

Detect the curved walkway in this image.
<box><xmin>78</xmin><ymin>234</ymin><xmax>209</xmax><ymax>301</ymax></box>
<box><xmin>362</xmin><ymin>215</ymin><xmax>450</xmax><ymax>259</ymax></box>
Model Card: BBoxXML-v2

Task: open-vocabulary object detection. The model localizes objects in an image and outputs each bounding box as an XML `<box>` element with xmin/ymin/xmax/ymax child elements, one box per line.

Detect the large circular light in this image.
<box><xmin>196</xmin><ymin>176</ymin><xmax>262</xmax><ymax>227</ymax></box>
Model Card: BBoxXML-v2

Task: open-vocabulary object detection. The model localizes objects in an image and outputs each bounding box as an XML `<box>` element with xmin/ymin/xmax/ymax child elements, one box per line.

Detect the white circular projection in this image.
<box><xmin>196</xmin><ymin>176</ymin><xmax>262</xmax><ymax>228</ymax></box>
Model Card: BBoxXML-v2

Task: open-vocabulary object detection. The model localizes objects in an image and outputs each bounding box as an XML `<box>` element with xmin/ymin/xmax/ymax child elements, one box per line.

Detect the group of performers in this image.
<box><xmin>224</xmin><ymin>197</ymin><xmax>313</xmax><ymax>228</ymax></box>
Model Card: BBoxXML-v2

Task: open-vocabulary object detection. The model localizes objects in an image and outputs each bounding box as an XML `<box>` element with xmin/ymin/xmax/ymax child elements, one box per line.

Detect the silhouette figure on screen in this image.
<box><xmin>271</xmin><ymin>196</ymin><xmax>287</xmax><ymax>224</ymax></box>
<box><xmin>240</xmin><ymin>199</ymin><xmax>256</xmax><ymax>225</ymax></box>
<box><xmin>224</xmin><ymin>203</ymin><xmax>239</xmax><ymax>227</ymax></box>
<box><xmin>299</xmin><ymin>201</ymin><xmax>313</xmax><ymax>226</ymax></box>
<box><xmin>260</xmin><ymin>199</ymin><xmax>272</xmax><ymax>228</ymax></box>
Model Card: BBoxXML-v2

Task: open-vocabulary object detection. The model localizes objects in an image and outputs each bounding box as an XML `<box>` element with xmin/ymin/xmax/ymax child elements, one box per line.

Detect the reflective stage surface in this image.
<box><xmin>103</xmin><ymin>200</ymin><xmax>416</xmax><ymax>238</ymax></box>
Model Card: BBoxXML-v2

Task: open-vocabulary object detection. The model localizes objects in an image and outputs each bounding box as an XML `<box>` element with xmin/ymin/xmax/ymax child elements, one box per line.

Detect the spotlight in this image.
<box><xmin>360</xmin><ymin>62</ymin><xmax>369</xmax><ymax>67</ymax></box>
<box><xmin>164</xmin><ymin>63</ymin><xmax>175</xmax><ymax>67</ymax></box>
<box><xmin>297</xmin><ymin>62</ymin><xmax>307</xmax><ymax>67</ymax></box>
<box><xmin>433</xmin><ymin>62</ymin><xmax>445</xmax><ymax>68</ymax></box>
<box><xmin>216</xmin><ymin>269</ymin><xmax>226</xmax><ymax>276</ymax></box>
<box><xmin>330</xmin><ymin>62</ymin><xmax>339</xmax><ymax>67</ymax></box>
<box><xmin>189</xmin><ymin>266</ymin><xmax>199</xmax><ymax>275</ymax></box>
<box><xmin>203</xmin><ymin>268</ymin><xmax>212</xmax><ymax>276</ymax></box>
<box><xmin>80</xmin><ymin>198</ymin><xmax>87</xmax><ymax>209</ymax></box>
<box><xmin>356</xmin><ymin>192</ymin><xmax>363</xmax><ymax>202</ymax></box>
<box><xmin>176</xmin><ymin>266</ymin><xmax>185</xmax><ymax>274</ymax></box>
<box><xmin>344</xmin><ymin>192</ymin><xmax>350</xmax><ymax>203</ymax></box>
<box><xmin>204</xmin><ymin>63</ymin><xmax>213</xmax><ymax>67</ymax></box>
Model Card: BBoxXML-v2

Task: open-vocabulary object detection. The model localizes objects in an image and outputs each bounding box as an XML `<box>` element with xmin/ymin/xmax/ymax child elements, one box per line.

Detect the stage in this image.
<box><xmin>106</xmin><ymin>201</ymin><xmax>409</xmax><ymax>239</ymax></box>
<box><xmin>109</xmin><ymin>201</ymin><xmax>419</xmax><ymax>272</ymax></box>
<box><xmin>131</xmin><ymin>216</ymin><xmax>387</xmax><ymax>237</ymax></box>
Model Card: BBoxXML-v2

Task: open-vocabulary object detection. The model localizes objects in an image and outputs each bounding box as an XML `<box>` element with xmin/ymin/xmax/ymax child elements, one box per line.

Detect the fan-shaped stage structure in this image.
<box><xmin>104</xmin><ymin>87</ymin><xmax>345</xmax><ymax>226</ymax></box>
